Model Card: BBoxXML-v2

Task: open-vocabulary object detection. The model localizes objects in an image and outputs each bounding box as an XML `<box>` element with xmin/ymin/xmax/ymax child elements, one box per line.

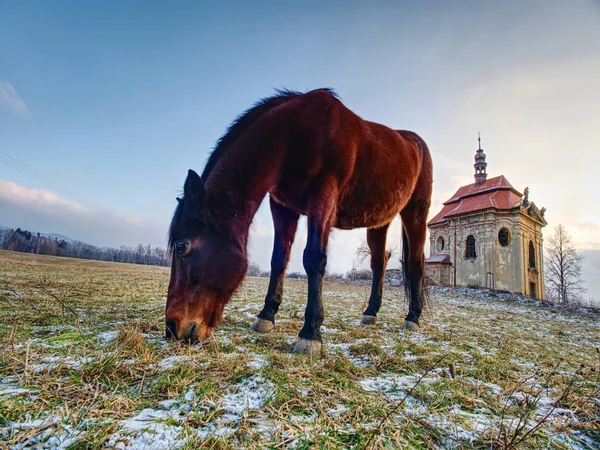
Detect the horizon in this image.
<box><xmin>1</xmin><ymin>0</ymin><xmax>599</xmax><ymax>301</ymax></box>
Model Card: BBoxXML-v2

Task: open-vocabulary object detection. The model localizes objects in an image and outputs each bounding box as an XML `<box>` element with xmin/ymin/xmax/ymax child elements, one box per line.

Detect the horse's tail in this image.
<box><xmin>401</xmin><ymin>221</ymin><xmax>429</xmax><ymax>311</ymax></box>
<box><xmin>401</xmin><ymin>224</ymin><xmax>411</xmax><ymax>300</ymax></box>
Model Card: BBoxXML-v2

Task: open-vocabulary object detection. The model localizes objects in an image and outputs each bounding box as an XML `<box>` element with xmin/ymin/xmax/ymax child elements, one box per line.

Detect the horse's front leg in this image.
<box><xmin>253</xmin><ymin>199</ymin><xmax>299</xmax><ymax>333</ymax></box>
<box><xmin>293</xmin><ymin>217</ymin><xmax>331</xmax><ymax>356</ymax></box>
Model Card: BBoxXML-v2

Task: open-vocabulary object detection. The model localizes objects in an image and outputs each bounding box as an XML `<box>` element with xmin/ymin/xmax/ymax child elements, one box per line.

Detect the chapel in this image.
<box><xmin>425</xmin><ymin>136</ymin><xmax>547</xmax><ymax>298</ymax></box>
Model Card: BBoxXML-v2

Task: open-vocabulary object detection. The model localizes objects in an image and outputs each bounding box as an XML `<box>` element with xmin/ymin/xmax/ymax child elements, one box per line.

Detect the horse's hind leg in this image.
<box><xmin>360</xmin><ymin>223</ymin><xmax>390</xmax><ymax>326</ymax></box>
<box><xmin>400</xmin><ymin>197</ymin><xmax>430</xmax><ymax>330</ymax></box>
<box><xmin>252</xmin><ymin>198</ymin><xmax>299</xmax><ymax>333</ymax></box>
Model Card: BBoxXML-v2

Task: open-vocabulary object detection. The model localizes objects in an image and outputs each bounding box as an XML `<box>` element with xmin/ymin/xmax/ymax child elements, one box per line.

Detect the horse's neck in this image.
<box><xmin>205</xmin><ymin>127</ymin><xmax>286</xmax><ymax>238</ymax></box>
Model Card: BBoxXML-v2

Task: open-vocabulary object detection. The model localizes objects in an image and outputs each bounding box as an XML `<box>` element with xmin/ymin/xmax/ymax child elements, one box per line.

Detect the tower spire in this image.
<box><xmin>474</xmin><ymin>133</ymin><xmax>487</xmax><ymax>186</ymax></box>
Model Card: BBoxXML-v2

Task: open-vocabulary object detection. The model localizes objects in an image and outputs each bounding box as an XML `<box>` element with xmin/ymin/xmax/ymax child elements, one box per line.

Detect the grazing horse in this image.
<box><xmin>166</xmin><ymin>88</ymin><xmax>432</xmax><ymax>356</ymax></box>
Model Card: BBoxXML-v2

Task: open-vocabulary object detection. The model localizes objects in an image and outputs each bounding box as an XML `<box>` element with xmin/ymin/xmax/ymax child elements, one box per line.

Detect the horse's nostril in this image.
<box><xmin>165</xmin><ymin>319</ymin><xmax>178</xmax><ymax>340</ymax></box>
<box><xmin>187</xmin><ymin>322</ymin><xmax>199</xmax><ymax>344</ymax></box>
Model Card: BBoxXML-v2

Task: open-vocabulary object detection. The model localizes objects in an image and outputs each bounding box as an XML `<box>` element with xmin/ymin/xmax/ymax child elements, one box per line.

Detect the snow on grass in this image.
<box><xmin>106</xmin><ymin>375</ymin><xmax>276</xmax><ymax>447</ymax></box>
<box><xmin>2</xmin><ymin>415</ymin><xmax>98</xmax><ymax>450</ymax></box>
<box><xmin>0</xmin><ymin>387</ymin><xmax>36</xmax><ymax>397</ymax></box>
<box><xmin>107</xmin><ymin>408</ymin><xmax>186</xmax><ymax>450</ymax></box>
<box><xmin>403</xmin><ymin>352</ymin><xmax>418</xmax><ymax>361</ymax></box>
<box><xmin>247</xmin><ymin>354</ymin><xmax>268</xmax><ymax>370</ymax></box>
<box><xmin>28</xmin><ymin>356</ymin><xmax>93</xmax><ymax>373</ymax></box>
<box><xmin>358</xmin><ymin>373</ymin><xmax>431</xmax><ymax>400</ymax></box>
<box><xmin>328</xmin><ymin>342</ymin><xmax>351</xmax><ymax>357</ymax></box>
<box><xmin>149</xmin><ymin>355</ymin><xmax>197</xmax><ymax>372</ymax></box>
<box><xmin>220</xmin><ymin>375</ymin><xmax>275</xmax><ymax>419</ymax></box>
<box><xmin>97</xmin><ymin>330</ymin><xmax>119</xmax><ymax>343</ymax></box>
<box><xmin>327</xmin><ymin>404</ymin><xmax>348</xmax><ymax>419</ymax></box>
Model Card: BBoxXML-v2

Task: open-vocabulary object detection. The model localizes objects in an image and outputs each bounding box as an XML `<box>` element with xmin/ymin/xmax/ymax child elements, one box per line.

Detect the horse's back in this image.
<box><xmin>271</xmin><ymin>92</ymin><xmax>428</xmax><ymax>229</ymax></box>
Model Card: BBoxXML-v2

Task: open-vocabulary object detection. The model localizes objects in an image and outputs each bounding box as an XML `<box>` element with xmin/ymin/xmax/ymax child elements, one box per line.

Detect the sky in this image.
<box><xmin>1</xmin><ymin>0</ymin><xmax>599</xmax><ymax>300</ymax></box>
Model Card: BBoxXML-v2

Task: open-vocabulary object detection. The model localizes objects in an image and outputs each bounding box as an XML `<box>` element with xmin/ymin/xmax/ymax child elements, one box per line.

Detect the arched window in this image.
<box><xmin>498</xmin><ymin>228</ymin><xmax>510</xmax><ymax>247</ymax></box>
<box><xmin>436</xmin><ymin>236</ymin><xmax>445</xmax><ymax>252</ymax></box>
<box><xmin>466</xmin><ymin>235</ymin><xmax>477</xmax><ymax>258</ymax></box>
<box><xmin>529</xmin><ymin>240</ymin><xmax>536</xmax><ymax>268</ymax></box>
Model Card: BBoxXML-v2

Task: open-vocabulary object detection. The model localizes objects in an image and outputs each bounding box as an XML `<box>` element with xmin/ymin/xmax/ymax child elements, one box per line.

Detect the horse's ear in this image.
<box><xmin>183</xmin><ymin>169</ymin><xmax>206</xmax><ymax>208</ymax></box>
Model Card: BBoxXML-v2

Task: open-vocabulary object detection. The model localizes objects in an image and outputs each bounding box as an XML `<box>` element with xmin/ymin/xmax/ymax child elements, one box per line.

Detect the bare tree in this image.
<box><xmin>355</xmin><ymin>238</ymin><xmax>398</xmax><ymax>264</ymax></box>
<box><xmin>545</xmin><ymin>224</ymin><xmax>586</xmax><ymax>305</ymax></box>
<box><xmin>247</xmin><ymin>261</ymin><xmax>261</xmax><ymax>276</ymax></box>
<box><xmin>355</xmin><ymin>239</ymin><xmax>372</xmax><ymax>264</ymax></box>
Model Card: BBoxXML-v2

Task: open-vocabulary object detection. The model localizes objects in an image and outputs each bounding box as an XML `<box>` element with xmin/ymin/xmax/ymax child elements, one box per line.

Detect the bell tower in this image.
<box><xmin>474</xmin><ymin>133</ymin><xmax>487</xmax><ymax>186</ymax></box>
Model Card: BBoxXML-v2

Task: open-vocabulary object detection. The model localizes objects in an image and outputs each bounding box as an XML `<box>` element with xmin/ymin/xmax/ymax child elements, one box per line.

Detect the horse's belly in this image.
<box><xmin>334</xmin><ymin>203</ymin><xmax>398</xmax><ymax>230</ymax></box>
<box><xmin>334</xmin><ymin>179</ymin><xmax>414</xmax><ymax>229</ymax></box>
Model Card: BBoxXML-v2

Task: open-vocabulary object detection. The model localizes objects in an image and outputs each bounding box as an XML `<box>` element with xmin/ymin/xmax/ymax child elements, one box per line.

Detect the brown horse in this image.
<box><xmin>166</xmin><ymin>88</ymin><xmax>432</xmax><ymax>355</ymax></box>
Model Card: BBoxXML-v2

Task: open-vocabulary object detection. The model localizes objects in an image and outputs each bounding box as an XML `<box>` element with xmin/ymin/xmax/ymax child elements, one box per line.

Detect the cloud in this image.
<box><xmin>0</xmin><ymin>180</ymin><xmax>166</xmax><ymax>248</ymax></box>
<box><xmin>0</xmin><ymin>81</ymin><xmax>29</xmax><ymax>116</ymax></box>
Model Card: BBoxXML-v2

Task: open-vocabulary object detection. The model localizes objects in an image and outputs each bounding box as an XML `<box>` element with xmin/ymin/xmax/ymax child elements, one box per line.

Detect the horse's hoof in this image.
<box><xmin>402</xmin><ymin>320</ymin><xmax>419</xmax><ymax>331</ymax></box>
<box><xmin>251</xmin><ymin>318</ymin><xmax>274</xmax><ymax>333</ymax></box>
<box><xmin>292</xmin><ymin>338</ymin><xmax>322</xmax><ymax>357</ymax></box>
<box><xmin>360</xmin><ymin>315</ymin><xmax>377</xmax><ymax>325</ymax></box>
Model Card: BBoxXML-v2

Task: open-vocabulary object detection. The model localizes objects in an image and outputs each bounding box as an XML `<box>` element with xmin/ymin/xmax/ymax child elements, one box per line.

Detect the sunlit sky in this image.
<box><xmin>1</xmin><ymin>0</ymin><xmax>599</xmax><ymax>299</ymax></box>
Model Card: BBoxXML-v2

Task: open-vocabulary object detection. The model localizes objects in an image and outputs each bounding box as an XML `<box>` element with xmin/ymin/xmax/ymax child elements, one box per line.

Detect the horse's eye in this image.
<box><xmin>175</xmin><ymin>240</ymin><xmax>190</xmax><ymax>257</ymax></box>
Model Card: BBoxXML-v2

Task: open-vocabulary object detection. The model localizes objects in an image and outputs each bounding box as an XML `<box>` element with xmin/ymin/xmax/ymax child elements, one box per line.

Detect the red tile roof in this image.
<box><xmin>428</xmin><ymin>175</ymin><xmax>523</xmax><ymax>226</ymax></box>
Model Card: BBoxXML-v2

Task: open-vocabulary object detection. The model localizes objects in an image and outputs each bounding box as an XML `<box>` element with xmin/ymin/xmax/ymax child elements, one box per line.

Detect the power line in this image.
<box><xmin>0</xmin><ymin>150</ymin><xmax>104</xmax><ymax>213</ymax></box>
<box><xmin>0</xmin><ymin>150</ymin><xmax>98</xmax><ymax>209</ymax></box>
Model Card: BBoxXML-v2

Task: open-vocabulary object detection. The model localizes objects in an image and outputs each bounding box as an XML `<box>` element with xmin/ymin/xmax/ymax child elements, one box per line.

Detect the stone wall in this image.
<box><xmin>425</xmin><ymin>263</ymin><xmax>452</xmax><ymax>286</ymax></box>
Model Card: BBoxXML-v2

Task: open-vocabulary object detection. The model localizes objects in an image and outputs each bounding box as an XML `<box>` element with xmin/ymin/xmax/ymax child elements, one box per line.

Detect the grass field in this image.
<box><xmin>0</xmin><ymin>249</ymin><xmax>599</xmax><ymax>449</ymax></box>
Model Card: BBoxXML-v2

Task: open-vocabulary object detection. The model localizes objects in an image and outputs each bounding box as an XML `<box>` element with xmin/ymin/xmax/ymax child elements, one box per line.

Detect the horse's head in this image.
<box><xmin>165</xmin><ymin>169</ymin><xmax>247</xmax><ymax>343</ymax></box>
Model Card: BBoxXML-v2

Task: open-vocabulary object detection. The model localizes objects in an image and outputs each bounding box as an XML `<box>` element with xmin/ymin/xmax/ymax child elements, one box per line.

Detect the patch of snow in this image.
<box><xmin>0</xmin><ymin>387</ymin><xmax>37</xmax><ymax>397</ymax></box>
<box><xmin>28</xmin><ymin>356</ymin><xmax>93</xmax><ymax>373</ymax></box>
<box><xmin>150</xmin><ymin>355</ymin><xmax>193</xmax><ymax>371</ymax></box>
<box><xmin>4</xmin><ymin>415</ymin><xmax>98</xmax><ymax>450</ymax></box>
<box><xmin>404</xmin><ymin>352</ymin><xmax>418</xmax><ymax>361</ymax></box>
<box><xmin>220</xmin><ymin>375</ymin><xmax>274</xmax><ymax>419</ymax></box>
<box><xmin>248</xmin><ymin>354</ymin><xmax>268</xmax><ymax>370</ymax></box>
<box><xmin>184</xmin><ymin>389</ymin><xmax>195</xmax><ymax>402</ymax></box>
<box><xmin>328</xmin><ymin>342</ymin><xmax>351</xmax><ymax>357</ymax></box>
<box><xmin>157</xmin><ymin>399</ymin><xmax>178</xmax><ymax>409</ymax></box>
<box><xmin>98</xmin><ymin>331</ymin><xmax>119</xmax><ymax>343</ymax></box>
<box><xmin>359</xmin><ymin>374</ymin><xmax>421</xmax><ymax>400</ymax></box>
<box><xmin>350</xmin><ymin>355</ymin><xmax>372</xmax><ymax>368</ymax></box>
<box><xmin>107</xmin><ymin>406</ymin><xmax>190</xmax><ymax>450</ymax></box>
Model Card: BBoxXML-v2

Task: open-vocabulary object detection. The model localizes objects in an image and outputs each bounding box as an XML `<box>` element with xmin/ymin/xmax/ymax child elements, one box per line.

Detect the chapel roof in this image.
<box><xmin>428</xmin><ymin>175</ymin><xmax>524</xmax><ymax>226</ymax></box>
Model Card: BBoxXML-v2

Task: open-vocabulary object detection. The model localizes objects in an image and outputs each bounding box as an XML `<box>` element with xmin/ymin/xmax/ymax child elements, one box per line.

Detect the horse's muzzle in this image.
<box><xmin>165</xmin><ymin>319</ymin><xmax>199</xmax><ymax>344</ymax></box>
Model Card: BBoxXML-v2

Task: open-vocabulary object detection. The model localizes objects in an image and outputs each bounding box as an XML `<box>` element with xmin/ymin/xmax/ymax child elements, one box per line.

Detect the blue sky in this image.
<box><xmin>1</xmin><ymin>0</ymin><xmax>599</xmax><ymax>298</ymax></box>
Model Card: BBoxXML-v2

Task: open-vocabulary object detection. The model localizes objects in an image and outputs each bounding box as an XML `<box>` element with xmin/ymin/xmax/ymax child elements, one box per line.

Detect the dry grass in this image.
<box><xmin>0</xmin><ymin>249</ymin><xmax>599</xmax><ymax>449</ymax></box>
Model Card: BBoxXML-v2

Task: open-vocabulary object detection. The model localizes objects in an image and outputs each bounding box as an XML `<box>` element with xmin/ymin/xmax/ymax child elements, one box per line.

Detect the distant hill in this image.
<box><xmin>0</xmin><ymin>225</ymin><xmax>76</xmax><ymax>244</ymax></box>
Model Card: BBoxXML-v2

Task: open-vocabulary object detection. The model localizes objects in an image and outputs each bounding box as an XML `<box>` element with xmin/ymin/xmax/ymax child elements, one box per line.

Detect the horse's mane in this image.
<box><xmin>200</xmin><ymin>87</ymin><xmax>338</xmax><ymax>182</ymax></box>
<box><xmin>169</xmin><ymin>88</ymin><xmax>338</xmax><ymax>250</ymax></box>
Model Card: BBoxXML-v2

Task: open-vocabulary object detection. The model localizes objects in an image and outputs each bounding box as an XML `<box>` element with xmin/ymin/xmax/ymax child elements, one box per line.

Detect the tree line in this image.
<box><xmin>0</xmin><ymin>227</ymin><xmax>169</xmax><ymax>266</ymax></box>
